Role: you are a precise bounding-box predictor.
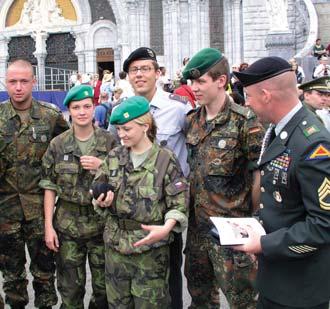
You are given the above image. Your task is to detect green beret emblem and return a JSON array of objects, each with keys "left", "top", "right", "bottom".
[
  {"left": 124, "top": 112, "right": 130, "bottom": 119},
  {"left": 190, "top": 68, "right": 200, "bottom": 79},
  {"left": 84, "top": 91, "right": 89, "bottom": 96}
]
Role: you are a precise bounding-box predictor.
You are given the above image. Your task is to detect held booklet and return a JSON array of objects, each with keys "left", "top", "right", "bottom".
[{"left": 210, "top": 217, "right": 266, "bottom": 245}]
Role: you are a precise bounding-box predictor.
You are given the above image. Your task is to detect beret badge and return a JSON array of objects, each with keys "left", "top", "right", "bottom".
[
  {"left": 123, "top": 112, "right": 130, "bottom": 119},
  {"left": 190, "top": 68, "right": 201, "bottom": 79},
  {"left": 147, "top": 48, "right": 155, "bottom": 58}
]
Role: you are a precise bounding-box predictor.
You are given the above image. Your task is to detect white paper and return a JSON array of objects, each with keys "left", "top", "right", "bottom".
[{"left": 210, "top": 217, "right": 266, "bottom": 245}]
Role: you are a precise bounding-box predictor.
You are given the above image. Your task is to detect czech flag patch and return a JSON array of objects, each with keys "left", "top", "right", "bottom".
[{"left": 306, "top": 144, "right": 330, "bottom": 161}]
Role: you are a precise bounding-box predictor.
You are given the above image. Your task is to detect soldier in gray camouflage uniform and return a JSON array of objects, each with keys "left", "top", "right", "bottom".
[
  {"left": 39, "top": 85, "right": 117, "bottom": 308},
  {"left": 183, "top": 49, "right": 265, "bottom": 308},
  {"left": 93, "top": 96, "right": 189, "bottom": 309},
  {"left": 0, "top": 59, "right": 68, "bottom": 308}
]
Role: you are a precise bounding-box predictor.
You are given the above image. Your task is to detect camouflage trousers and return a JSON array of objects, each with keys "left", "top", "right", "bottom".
[
  {"left": 184, "top": 225, "right": 258, "bottom": 309},
  {"left": 0, "top": 217, "right": 57, "bottom": 308},
  {"left": 105, "top": 245, "right": 171, "bottom": 309},
  {"left": 56, "top": 232, "right": 107, "bottom": 309}
]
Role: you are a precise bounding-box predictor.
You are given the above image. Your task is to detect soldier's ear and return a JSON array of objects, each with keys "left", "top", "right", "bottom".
[{"left": 261, "top": 88, "right": 272, "bottom": 104}]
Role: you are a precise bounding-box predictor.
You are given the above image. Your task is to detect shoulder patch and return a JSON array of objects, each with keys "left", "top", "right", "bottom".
[
  {"left": 303, "top": 125, "right": 320, "bottom": 137},
  {"left": 306, "top": 144, "right": 330, "bottom": 161},
  {"left": 168, "top": 93, "right": 188, "bottom": 104}
]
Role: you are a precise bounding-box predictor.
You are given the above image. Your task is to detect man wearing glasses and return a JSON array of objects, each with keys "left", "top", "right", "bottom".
[{"left": 123, "top": 47, "right": 191, "bottom": 309}]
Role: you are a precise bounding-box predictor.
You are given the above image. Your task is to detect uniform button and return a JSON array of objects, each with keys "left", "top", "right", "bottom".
[
  {"left": 261, "top": 187, "right": 265, "bottom": 192},
  {"left": 261, "top": 170, "right": 265, "bottom": 176},
  {"left": 260, "top": 220, "right": 263, "bottom": 225},
  {"left": 259, "top": 203, "right": 264, "bottom": 209}
]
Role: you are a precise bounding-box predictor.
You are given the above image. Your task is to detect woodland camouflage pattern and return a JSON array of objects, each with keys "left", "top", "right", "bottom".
[
  {"left": 185, "top": 95, "right": 264, "bottom": 309},
  {"left": 40, "top": 126, "right": 117, "bottom": 309},
  {"left": 0, "top": 99, "right": 68, "bottom": 307},
  {"left": 93, "top": 143, "right": 188, "bottom": 307}
]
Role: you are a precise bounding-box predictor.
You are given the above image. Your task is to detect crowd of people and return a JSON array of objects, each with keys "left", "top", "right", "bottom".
[{"left": 0, "top": 44, "right": 329, "bottom": 309}]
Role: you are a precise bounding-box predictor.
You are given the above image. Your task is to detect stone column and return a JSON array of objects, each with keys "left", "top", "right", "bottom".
[
  {"left": 73, "top": 32, "right": 87, "bottom": 73},
  {"left": 188, "top": 0, "right": 201, "bottom": 55},
  {"left": 76, "top": 52, "right": 86, "bottom": 74},
  {"left": 114, "top": 46, "right": 122, "bottom": 78},
  {"left": 127, "top": 0, "right": 140, "bottom": 50},
  {"left": 32, "top": 31, "right": 49, "bottom": 91},
  {"left": 85, "top": 50, "right": 97, "bottom": 73},
  {"left": 223, "top": 0, "right": 243, "bottom": 65},
  {"left": 163, "top": 0, "right": 180, "bottom": 78},
  {"left": 0, "top": 35, "right": 9, "bottom": 90}
]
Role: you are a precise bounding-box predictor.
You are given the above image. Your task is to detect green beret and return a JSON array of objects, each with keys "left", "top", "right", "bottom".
[
  {"left": 63, "top": 85, "right": 94, "bottom": 107},
  {"left": 110, "top": 96, "right": 150, "bottom": 125},
  {"left": 298, "top": 76, "right": 330, "bottom": 93},
  {"left": 182, "top": 48, "right": 223, "bottom": 80}
]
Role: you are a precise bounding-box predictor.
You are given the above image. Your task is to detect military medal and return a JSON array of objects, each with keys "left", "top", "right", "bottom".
[
  {"left": 218, "top": 139, "right": 226, "bottom": 149},
  {"left": 280, "top": 131, "right": 288, "bottom": 140},
  {"left": 270, "top": 151, "right": 291, "bottom": 171},
  {"left": 273, "top": 191, "right": 282, "bottom": 203}
]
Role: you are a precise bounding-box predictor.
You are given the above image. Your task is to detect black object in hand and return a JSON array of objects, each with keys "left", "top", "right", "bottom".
[{"left": 91, "top": 183, "right": 115, "bottom": 201}]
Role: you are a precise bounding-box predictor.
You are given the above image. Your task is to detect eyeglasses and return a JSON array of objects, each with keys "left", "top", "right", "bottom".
[{"left": 128, "top": 66, "right": 153, "bottom": 75}]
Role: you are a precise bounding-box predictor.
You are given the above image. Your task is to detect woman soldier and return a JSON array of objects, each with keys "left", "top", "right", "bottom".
[
  {"left": 92, "top": 96, "right": 189, "bottom": 308},
  {"left": 39, "top": 85, "right": 117, "bottom": 308}
]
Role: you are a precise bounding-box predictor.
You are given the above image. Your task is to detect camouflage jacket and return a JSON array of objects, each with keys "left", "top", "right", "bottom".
[
  {"left": 186, "top": 95, "right": 264, "bottom": 227},
  {"left": 40, "top": 126, "right": 117, "bottom": 206},
  {"left": 93, "top": 143, "right": 189, "bottom": 255},
  {"left": 0, "top": 99, "right": 68, "bottom": 222}
]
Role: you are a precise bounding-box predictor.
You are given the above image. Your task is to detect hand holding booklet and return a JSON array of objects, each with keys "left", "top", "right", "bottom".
[{"left": 210, "top": 217, "right": 266, "bottom": 245}]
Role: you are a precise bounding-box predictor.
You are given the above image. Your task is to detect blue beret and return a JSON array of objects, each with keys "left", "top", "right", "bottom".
[
  {"left": 63, "top": 85, "right": 94, "bottom": 107},
  {"left": 110, "top": 96, "right": 150, "bottom": 125},
  {"left": 123, "top": 47, "right": 157, "bottom": 73},
  {"left": 182, "top": 48, "right": 223, "bottom": 80},
  {"left": 299, "top": 76, "right": 330, "bottom": 93},
  {"left": 233, "top": 56, "right": 292, "bottom": 87}
]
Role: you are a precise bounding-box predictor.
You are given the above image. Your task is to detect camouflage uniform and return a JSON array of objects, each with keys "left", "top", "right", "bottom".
[
  {"left": 0, "top": 99, "right": 68, "bottom": 308},
  {"left": 93, "top": 143, "right": 189, "bottom": 308},
  {"left": 184, "top": 95, "right": 264, "bottom": 309},
  {"left": 39, "top": 126, "right": 117, "bottom": 309}
]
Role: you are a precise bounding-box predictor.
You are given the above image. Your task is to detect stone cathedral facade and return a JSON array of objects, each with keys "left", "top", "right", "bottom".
[{"left": 0, "top": 0, "right": 325, "bottom": 87}]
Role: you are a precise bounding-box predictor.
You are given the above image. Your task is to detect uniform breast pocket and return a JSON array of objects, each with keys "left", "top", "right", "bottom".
[
  {"left": 135, "top": 186, "right": 162, "bottom": 219},
  {"left": 55, "top": 162, "right": 79, "bottom": 187},
  {"left": 28, "top": 127, "right": 51, "bottom": 158},
  {"left": 207, "top": 137, "right": 238, "bottom": 176}
]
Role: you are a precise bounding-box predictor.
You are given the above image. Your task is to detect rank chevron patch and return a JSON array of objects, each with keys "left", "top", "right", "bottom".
[
  {"left": 306, "top": 144, "right": 330, "bottom": 161},
  {"left": 318, "top": 178, "right": 330, "bottom": 210}
]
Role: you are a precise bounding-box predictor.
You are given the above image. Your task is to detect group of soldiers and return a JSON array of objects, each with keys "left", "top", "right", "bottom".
[{"left": 0, "top": 45, "right": 329, "bottom": 309}]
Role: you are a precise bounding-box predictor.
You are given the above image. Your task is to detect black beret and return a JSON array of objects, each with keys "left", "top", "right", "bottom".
[
  {"left": 233, "top": 56, "right": 293, "bottom": 87},
  {"left": 123, "top": 47, "right": 157, "bottom": 73}
]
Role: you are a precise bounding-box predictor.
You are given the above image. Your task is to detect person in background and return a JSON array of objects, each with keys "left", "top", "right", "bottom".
[
  {"left": 0, "top": 59, "right": 68, "bottom": 308},
  {"left": 92, "top": 96, "right": 188, "bottom": 308},
  {"left": 183, "top": 48, "right": 264, "bottom": 309},
  {"left": 100, "top": 71, "right": 115, "bottom": 101},
  {"left": 234, "top": 56, "right": 330, "bottom": 309},
  {"left": 115, "top": 71, "right": 134, "bottom": 98},
  {"left": 94, "top": 92, "right": 112, "bottom": 129},
  {"left": 313, "top": 55, "right": 330, "bottom": 78},
  {"left": 289, "top": 58, "right": 305, "bottom": 84},
  {"left": 123, "top": 47, "right": 191, "bottom": 309},
  {"left": 174, "top": 78, "right": 196, "bottom": 108},
  {"left": 315, "top": 77, "right": 330, "bottom": 132},
  {"left": 313, "top": 38, "right": 327, "bottom": 59},
  {"left": 92, "top": 73, "right": 102, "bottom": 106},
  {"left": 40, "top": 85, "right": 117, "bottom": 308}
]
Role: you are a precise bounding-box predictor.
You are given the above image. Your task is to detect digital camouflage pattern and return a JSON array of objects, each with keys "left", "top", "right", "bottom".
[
  {"left": 185, "top": 95, "right": 264, "bottom": 308},
  {"left": 93, "top": 142, "right": 189, "bottom": 306},
  {"left": 105, "top": 245, "right": 170, "bottom": 309},
  {"left": 40, "top": 126, "right": 117, "bottom": 309},
  {"left": 0, "top": 99, "right": 68, "bottom": 307}
]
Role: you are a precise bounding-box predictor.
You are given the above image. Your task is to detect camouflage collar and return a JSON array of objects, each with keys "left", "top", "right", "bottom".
[
  {"left": 198, "top": 94, "right": 231, "bottom": 125},
  {"left": 61, "top": 126, "right": 107, "bottom": 154},
  {"left": 6, "top": 98, "right": 41, "bottom": 119},
  {"left": 118, "top": 143, "right": 159, "bottom": 172}
]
